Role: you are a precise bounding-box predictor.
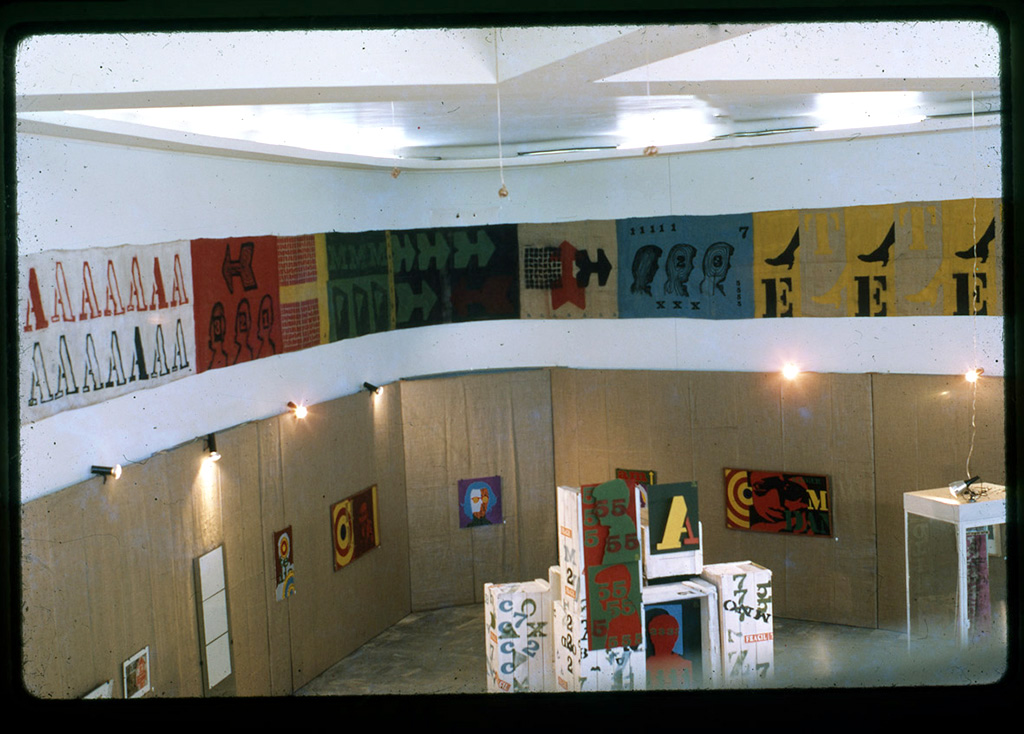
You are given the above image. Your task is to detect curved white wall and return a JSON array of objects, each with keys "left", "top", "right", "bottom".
[{"left": 16, "top": 125, "right": 1004, "bottom": 501}]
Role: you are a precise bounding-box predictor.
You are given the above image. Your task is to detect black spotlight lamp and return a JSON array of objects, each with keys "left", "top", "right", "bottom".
[
  {"left": 205, "top": 433, "right": 222, "bottom": 462},
  {"left": 91, "top": 464, "right": 122, "bottom": 482}
]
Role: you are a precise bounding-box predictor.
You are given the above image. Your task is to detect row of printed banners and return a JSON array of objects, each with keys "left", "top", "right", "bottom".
[{"left": 19, "top": 198, "right": 1002, "bottom": 423}]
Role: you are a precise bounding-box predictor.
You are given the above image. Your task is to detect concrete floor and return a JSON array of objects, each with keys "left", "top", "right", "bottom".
[{"left": 295, "top": 593, "right": 1009, "bottom": 696}]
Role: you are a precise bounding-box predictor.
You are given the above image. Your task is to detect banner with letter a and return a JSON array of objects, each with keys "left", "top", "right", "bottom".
[{"left": 19, "top": 241, "right": 196, "bottom": 424}]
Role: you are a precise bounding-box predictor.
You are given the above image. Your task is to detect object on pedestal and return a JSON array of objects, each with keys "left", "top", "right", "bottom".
[{"left": 903, "top": 483, "right": 1006, "bottom": 649}]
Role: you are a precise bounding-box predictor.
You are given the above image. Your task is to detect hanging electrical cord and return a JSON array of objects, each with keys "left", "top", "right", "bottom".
[
  {"left": 966, "top": 90, "right": 979, "bottom": 481},
  {"left": 643, "top": 26, "right": 658, "bottom": 157},
  {"left": 494, "top": 28, "right": 508, "bottom": 197},
  {"left": 390, "top": 100, "right": 401, "bottom": 179}
]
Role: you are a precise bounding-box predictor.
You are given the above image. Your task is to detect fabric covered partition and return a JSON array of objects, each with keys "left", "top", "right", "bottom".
[
  {"left": 550, "top": 368, "right": 1003, "bottom": 629},
  {"left": 21, "top": 386, "right": 410, "bottom": 698},
  {"left": 400, "top": 369, "right": 556, "bottom": 611},
  {"left": 276, "top": 383, "right": 410, "bottom": 688},
  {"left": 20, "top": 367, "right": 1005, "bottom": 696},
  {"left": 870, "top": 373, "right": 1005, "bottom": 632}
]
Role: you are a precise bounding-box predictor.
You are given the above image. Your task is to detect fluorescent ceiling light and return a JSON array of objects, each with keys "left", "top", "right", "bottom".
[
  {"left": 517, "top": 146, "right": 618, "bottom": 156},
  {"left": 79, "top": 105, "right": 414, "bottom": 158},
  {"left": 815, "top": 91, "right": 926, "bottom": 132},
  {"left": 615, "top": 106, "right": 718, "bottom": 149}
]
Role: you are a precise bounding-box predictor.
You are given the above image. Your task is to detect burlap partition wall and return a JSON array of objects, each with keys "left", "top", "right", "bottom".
[
  {"left": 18, "top": 367, "right": 1008, "bottom": 697},
  {"left": 277, "top": 383, "right": 410, "bottom": 690},
  {"left": 550, "top": 369, "right": 697, "bottom": 485},
  {"left": 871, "top": 374, "right": 1006, "bottom": 633},
  {"left": 206, "top": 422, "right": 273, "bottom": 696},
  {"left": 255, "top": 416, "right": 292, "bottom": 696},
  {"left": 550, "top": 368, "right": 877, "bottom": 627},
  {"left": 21, "top": 423, "right": 270, "bottom": 698},
  {"left": 21, "top": 385, "right": 409, "bottom": 698},
  {"left": 400, "top": 369, "right": 556, "bottom": 611},
  {"left": 772, "top": 372, "right": 876, "bottom": 626}
]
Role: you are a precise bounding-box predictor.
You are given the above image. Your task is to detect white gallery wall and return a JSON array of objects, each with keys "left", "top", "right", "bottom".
[{"left": 16, "top": 122, "right": 1004, "bottom": 501}]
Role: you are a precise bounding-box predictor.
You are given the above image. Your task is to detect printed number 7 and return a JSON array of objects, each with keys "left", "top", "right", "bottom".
[{"left": 739, "top": 226, "right": 749, "bottom": 239}]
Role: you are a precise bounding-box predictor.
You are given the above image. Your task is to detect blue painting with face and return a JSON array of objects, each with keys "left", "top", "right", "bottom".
[
  {"left": 617, "top": 214, "right": 755, "bottom": 319},
  {"left": 458, "top": 475, "right": 503, "bottom": 528}
]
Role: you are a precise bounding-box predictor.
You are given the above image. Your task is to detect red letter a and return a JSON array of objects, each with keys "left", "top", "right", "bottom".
[{"left": 23, "top": 267, "right": 49, "bottom": 332}]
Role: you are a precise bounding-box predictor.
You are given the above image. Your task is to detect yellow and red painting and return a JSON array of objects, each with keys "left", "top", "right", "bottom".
[
  {"left": 725, "top": 469, "right": 831, "bottom": 537},
  {"left": 331, "top": 485, "right": 380, "bottom": 570}
]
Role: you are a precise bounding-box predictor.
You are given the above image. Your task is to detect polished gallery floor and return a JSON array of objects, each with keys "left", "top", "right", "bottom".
[{"left": 296, "top": 569, "right": 1010, "bottom": 696}]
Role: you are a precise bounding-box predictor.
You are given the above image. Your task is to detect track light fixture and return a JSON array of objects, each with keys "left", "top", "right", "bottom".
[
  {"left": 205, "top": 433, "right": 221, "bottom": 462},
  {"left": 287, "top": 401, "right": 309, "bottom": 419},
  {"left": 363, "top": 382, "right": 382, "bottom": 395},
  {"left": 91, "top": 464, "right": 122, "bottom": 482}
]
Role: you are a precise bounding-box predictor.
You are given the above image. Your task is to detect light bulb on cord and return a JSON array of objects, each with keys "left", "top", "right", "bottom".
[
  {"left": 782, "top": 363, "right": 800, "bottom": 380},
  {"left": 965, "top": 367, "right": 984, "bottom": 383}
]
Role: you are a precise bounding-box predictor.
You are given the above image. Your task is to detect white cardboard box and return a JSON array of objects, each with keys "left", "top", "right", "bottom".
[
  {"left": 641, "top": 577, "right": 721, "bottom": 689},
  {"left": 485, "top": 570, "right": 557, "bottom": 693},
  {"left": 639, "top": 481, "right": 704, "bottom": 580},
  {"left": 552, "top": 573, "right": 646, "bottom": 692},
  {"left": 641, "top": 514, "right": 704, "bottom": 579},
  {"left": 700, "top": 561, "right": 774, "bottom": 686},
  {"left": 554, "top": 484, "right": 646, "bottom": 692}
]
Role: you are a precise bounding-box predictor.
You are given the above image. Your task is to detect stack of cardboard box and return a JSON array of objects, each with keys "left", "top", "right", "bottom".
[{"left": 485, "top": 478, "right": 773, "bottom": 692}]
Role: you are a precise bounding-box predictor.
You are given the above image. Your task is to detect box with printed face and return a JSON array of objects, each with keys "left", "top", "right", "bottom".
[
  {"left": 554, "top": 482, "right": 646, "bottom": 691},
  {"left": 641, "top": 577, "right": 721, "bottom": 689}
]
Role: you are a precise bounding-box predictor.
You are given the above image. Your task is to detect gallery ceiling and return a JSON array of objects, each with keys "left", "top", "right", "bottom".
[{"left": 14, "top": 21, "right": 1001, "bottom": 170}]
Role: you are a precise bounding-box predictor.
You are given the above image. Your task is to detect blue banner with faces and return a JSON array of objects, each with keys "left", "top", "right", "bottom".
[{"left": 616, "top": 214, "right": 755, "bottom": 319}]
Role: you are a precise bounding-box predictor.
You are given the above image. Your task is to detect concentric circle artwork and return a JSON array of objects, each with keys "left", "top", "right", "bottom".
[{"left": 725, "top": 469, "right": 753, "bottom": 529}]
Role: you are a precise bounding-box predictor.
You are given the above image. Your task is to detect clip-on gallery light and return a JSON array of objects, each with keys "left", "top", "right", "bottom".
[
  {"left": 205, "top": 433, "right": 222, "bottom": 462},
  {"left": 363, "top": 382, "right": 382, "bottom": 395},
  {"left": 287, "top": 401, "right": 309, "bottom": 419},
  {"left": 949, "top": 475, "right": 982, "bottom": 502},
  {"left": 91, "top": 464, "right": 122, "bottom": 482}
]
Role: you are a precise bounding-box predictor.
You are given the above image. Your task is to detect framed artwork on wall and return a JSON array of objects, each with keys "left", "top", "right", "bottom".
[
  {"left": 122, "top": 646, "right": 151, "bottom": 699},
  {"left": 724, "top": 469, "right": 832, "bottom": 537},
  {"left": 194, "top": 545, "right": 235, "bottom": 695},
  {"left": 457, "top": 476, "right": 503, "bottom": 528},
  {"left": 615, "top": 467, "right": 656, "bottom": 506},
  {"left": 274, "top": 526, "right": 296, "bottom": 600},
  {"left": 331, "top": 485, "right": 380, "bottom": 569}
]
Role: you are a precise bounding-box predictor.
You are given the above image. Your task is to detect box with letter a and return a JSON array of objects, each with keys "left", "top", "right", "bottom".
[
  {"left": 641, "top": 481, "right": 703, "bottom": 579},
  {"left": 700, "top": 561, "right": 774, "bottom": 686},
  {"left": 484, "top": 569, "right": 557, "bottom": 693}
]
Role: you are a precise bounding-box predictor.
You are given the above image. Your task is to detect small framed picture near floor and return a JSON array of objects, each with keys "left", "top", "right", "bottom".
[
  {"left": 194, "top": 545, "right": 236, "bottom": 696},
  {"left": 123, "top": 647, "right": 151, "bottom": 698}
]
